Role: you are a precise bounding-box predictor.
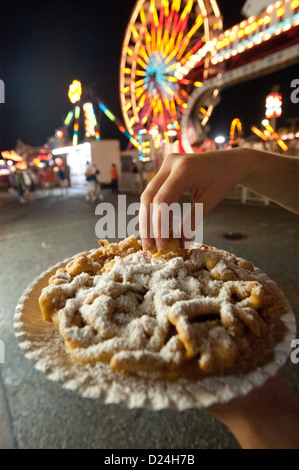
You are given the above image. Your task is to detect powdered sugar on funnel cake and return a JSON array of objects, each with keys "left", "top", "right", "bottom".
[{"left": 14, "top": 237, "right": 296, "bottom": 410}]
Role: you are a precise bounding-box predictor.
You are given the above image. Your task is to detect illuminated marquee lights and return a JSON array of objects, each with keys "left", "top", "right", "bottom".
[
  {"left": 265, "top": 92, "right": 282, "bottom": 119},
  {"left": 180, "top": 0, "right": 299, "bottom": 73},
  {"left": 211, "top": 1, "right": 299, "bottom": 65},
  {"left": 1, "top": 150, "right": 24, "bottom": 162}
]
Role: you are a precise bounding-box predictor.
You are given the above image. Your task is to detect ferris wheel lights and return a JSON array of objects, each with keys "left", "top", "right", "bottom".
[
  {"left": 291, "top": 0, "right": 299, "bottom": 8},
  {"left": 130, "top": 24, "right": 139, "bottom": 41},
  {"left": 126, "top": 47, "right": 134, "bottom": 57},
  {"left": 121, "top": 0, "right": 223, "bottom": 140},
  {"left": 277, "top": 6, "right": 285, "bottom": 17},
  {"left": 167, "top": 76, "right": 178, "bottom": 83},
  {"left": 135, "top": 79, "right": 145, "bottom": 88}
]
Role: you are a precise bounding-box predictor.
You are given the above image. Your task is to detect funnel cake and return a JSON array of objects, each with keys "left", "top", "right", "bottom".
[{"left": 38, "top": 237, "right": 288, "bottom": 381}]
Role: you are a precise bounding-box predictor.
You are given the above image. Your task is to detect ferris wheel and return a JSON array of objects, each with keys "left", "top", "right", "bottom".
[{"left": 119, "top": 0, "right": 223, "bottom": 149}]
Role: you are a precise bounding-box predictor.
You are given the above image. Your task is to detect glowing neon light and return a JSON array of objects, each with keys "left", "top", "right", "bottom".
[
  {"left": 251, "top": 126, "right": 268, "bottom": 141},
  {"left": 75, "top": 106, "right": 81, "bottom": 119},
  {"left": 265, "top": 92, "right": 282, "bottom": 119},
  {"left": 98, "top": 101, "right": 140, "bottom": 150},
  {"left": 68, "top": 80, "right": 82, "bottom": 104},
  {"left": 99, "top": 103, "right": 116, "bottom": 122},
  {"left": 73, "top": 134, "right": 78, "bottom": 146},
  {"left": 195, "top": 2, "right": 299, "bottom": 69},
  {"left": 1, "top": 150, "right": 24, "bottom": 162},
  {"left": 83, "top": 102, "right": 97, "bottom": 138},
  {"left": 262, "top": 121, "right": 288, "bottom": 151},
  {"left": 64, "top": 111, "right": 74, "bottom": 126},
  {"left": 230, "top": 118, "right": 243, "bottom": 141}
]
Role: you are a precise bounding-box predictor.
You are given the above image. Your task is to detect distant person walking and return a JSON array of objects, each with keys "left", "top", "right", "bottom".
[
  {"left": 44, "top": 165, "right": 55, "bottom": 195},
  {"left": 57, "top": 166, "right": 69, "bottom": 195},
  {"left": 14, "top": 168, "right": 26, "bottom": 203},
  {"left": 85, "top": 162, "right": 103, "bottom": 201},
  {"left": 110, "top": 163, "right": 118, "bottom": 193}
]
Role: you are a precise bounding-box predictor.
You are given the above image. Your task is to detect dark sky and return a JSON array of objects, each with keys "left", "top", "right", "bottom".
[{"left": 0, "top": 0, "right": 297, "bottom": 153}]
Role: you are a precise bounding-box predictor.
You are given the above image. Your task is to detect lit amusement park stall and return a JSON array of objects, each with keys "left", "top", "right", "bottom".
[{"left": 118, "top": 0, "right": 299, "bottom": 157}]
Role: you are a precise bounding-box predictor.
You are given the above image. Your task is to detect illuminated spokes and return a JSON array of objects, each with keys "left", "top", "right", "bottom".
[
  {"left": 180, "top": 85, "right": 221, "bottom": 151},
  {"left": 120, "top": 0, "right": 222, "bottom": 145}
]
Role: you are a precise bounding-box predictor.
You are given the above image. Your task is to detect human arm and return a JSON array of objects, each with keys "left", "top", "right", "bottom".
[
  {"left": 139, "top": 148, "right": 299, "bottom": 250},
  {"left": 207, "top": 371, "right": 299, "bottom": 449}
]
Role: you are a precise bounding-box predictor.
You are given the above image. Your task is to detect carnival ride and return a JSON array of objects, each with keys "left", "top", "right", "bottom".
[
  {"left": 62, "top": 79, "right": 140, "bottom": 151},
  {"left": 59, "top": 0, "right": 298, "bottom": 159},
  {"left": 120, "top": 0, "right": 223, "bottom": 150},
  {"left": 119, "top": 0, "right": 299, "bottom": 154}
]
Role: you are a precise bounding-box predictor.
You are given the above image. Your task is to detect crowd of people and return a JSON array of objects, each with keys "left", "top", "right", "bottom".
[{"left": 4, "top": 159, "right": 122, "bottom": 204}]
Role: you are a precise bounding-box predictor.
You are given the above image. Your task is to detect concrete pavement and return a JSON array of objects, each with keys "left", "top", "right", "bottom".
[{"left": 0, "top": 187, "right": 298, "bottom": 449}]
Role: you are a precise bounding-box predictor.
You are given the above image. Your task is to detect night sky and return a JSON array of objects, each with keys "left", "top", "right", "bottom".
[{"left": 0, "top": 0, "right": 298, "bottom": 153}]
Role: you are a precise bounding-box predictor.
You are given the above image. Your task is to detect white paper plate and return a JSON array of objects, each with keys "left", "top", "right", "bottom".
[{"left": 14, "top": 254, "right": 297, "bottom": 411}]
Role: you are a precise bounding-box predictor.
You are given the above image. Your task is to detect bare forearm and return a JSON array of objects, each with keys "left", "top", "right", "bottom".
[
  {"left": 139, "top": 148, "right": 299, "bottom": 249},
  {"left": 208, "top": 373, "right": 299, "bottom": 449}
]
